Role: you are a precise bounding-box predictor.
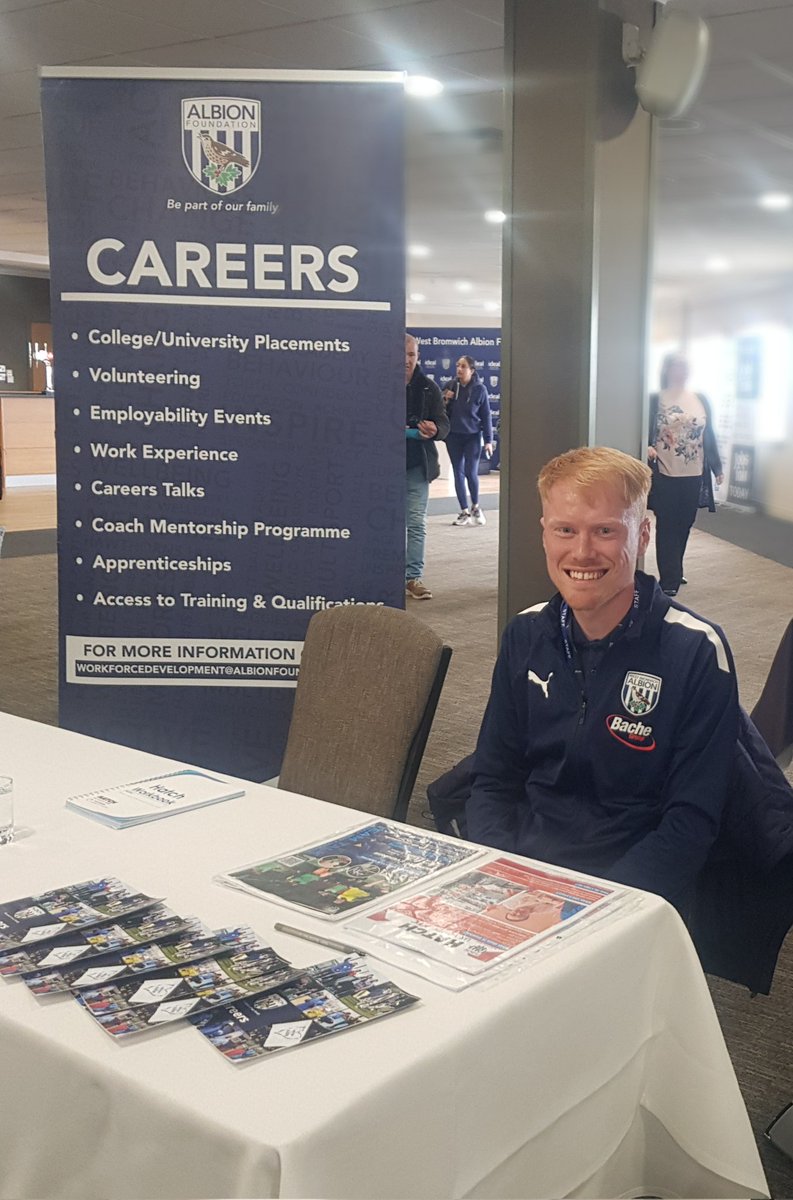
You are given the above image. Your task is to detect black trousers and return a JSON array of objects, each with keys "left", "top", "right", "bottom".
[{"left": 650, "top": 473, "right": 701, "bottom": 591}]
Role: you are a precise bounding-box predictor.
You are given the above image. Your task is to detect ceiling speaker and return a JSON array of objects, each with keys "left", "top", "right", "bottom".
[{"left": 634, "top": 11, "right": 710, "bottom": 119}]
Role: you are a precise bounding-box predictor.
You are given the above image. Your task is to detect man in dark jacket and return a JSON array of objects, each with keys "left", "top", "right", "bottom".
[
  {"left": 404, "top": 333, "right": 449, "bottom": 600},
  {"left": 468, "top": 445, "right": 739, "bottom": 909}
]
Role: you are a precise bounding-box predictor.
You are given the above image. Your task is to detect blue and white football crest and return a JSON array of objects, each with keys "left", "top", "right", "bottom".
[
  {"left": 182, "top": 97, "right": 261, "bottom": 194},
  {"left": 621, "top": 671, "right": 662, "bottom": 716}
]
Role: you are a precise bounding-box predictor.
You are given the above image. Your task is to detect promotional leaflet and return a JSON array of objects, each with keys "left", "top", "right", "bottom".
[
  {"left": 218, "top": 820, "right": 480, "bottom": 919},
  {"left": 65, "top": 769, "right": 245, "bottom": 828},
  {"left": 23, "top": 924, "right": 258, "bottom": 996},
  {"left": 347, "top": 857, "right": 623, "bottom": 986},
  {"left": 0, "top": 878, "right": 160, "bottom": 952},
  {"left": 0, "top": 904, "right": 187, "bottom": 976},
  {"left": 190, "top": 954, "right": 418, "bottom": 1063},
  {"left": 75, "top": 944, "right": 296, "bottom": 1036}
]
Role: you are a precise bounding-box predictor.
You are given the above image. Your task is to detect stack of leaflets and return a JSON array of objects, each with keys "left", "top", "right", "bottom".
[
  {"left": 74, "top": 943, "right": 297, "bottom": 1037},
  {"left": 0, "top": 876, "right": 422, "bottom": 1055},
  {"left": 217, "top": 819, "right": 481, "bottom": 919},
  {"left": 0, "top": 878, "right": 160, "bottom": 952},
  {"left": 65, "top": 769, "right": 245, "bottom": 829},
  {"left": 21, "top": 924, "right": 257, "bottom": 996},
  {"left": 0, "top": 904, "right": 189, "bottom": 976},
  {"left": 346, "top": 857, "right": 623, "bottom": 989},
  {"left": 190, "top": 954, "right": 419, "bottom": 1063}
]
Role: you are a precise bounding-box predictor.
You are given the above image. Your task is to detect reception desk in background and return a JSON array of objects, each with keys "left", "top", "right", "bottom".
[{"left": 0, "top": 392, "right": 55, "bottom": 495}]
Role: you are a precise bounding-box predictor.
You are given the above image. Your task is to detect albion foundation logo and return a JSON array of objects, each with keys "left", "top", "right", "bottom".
[
  {"left": 182, "top": 97, "right": 261, "bottom": 193},
  {"left": 620, "top": 670, "right": 661, "bottom": 716}
]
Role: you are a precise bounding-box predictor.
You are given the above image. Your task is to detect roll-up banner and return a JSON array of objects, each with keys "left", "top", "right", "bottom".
[
  {"left": 411, "top": 327, "right": 501, "bottom": 466},
  {"left": 41, "top": 69, "right": 405, "bottom": 781}
]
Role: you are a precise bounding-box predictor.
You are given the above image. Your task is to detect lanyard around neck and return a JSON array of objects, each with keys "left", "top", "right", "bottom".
[{"left": 559, "top": 587, "right": 640, "bottom": 668}]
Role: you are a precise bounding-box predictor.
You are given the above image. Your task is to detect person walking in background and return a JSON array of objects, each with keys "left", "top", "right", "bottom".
[
  {"left": 648, "top": 352, "right": 723, "bottom": 597},
  {"left": 442, "top": 356, "right": 493, "bottom": 527},
  {"left": 405, "top": 333, "right": 449, "bottom": 601}
]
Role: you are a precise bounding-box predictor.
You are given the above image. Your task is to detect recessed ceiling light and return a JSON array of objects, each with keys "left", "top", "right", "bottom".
[
  {"left": 409, "top": 292, "right": 426, "bottom": 303},
  {"left": 758, "top": 192, "right": 792, "bottom": 211},
  {"left": 408, "top": 243, "right": 431, "bottom": 258},
  {"left": 455, "top": 280, "right": 473, "bottom": 293},
  {"left": 484, "top": 209, "right": 507, "bottom": 224},
  {"left": 404, "top": 75, "right": 443, "bottom": 98},
  {"left": 705, "top": 256, "right": 730, "bottom": 273},
  {"left": 484, "top": 300, "right": 500, "bottom": 312}
]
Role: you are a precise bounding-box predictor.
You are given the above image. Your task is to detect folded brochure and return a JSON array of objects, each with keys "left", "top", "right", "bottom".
[
  {"left": 75, "top": 943, "right": 297, "bottom": 1036},
  {"left": 0, "top": 904, "right": 187, "bottom": 975},
  {"left": 22, "top": 924, "right": 258, "bottom": 995},
  {"left": 190, "top": 954, "right": 419, "bottom": 1062},
  {"left": 0, "top": 878, "right": 161, "bottom": 953}
]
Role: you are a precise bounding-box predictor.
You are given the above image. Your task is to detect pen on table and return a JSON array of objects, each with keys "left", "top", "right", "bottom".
[{"left": 274, "top": 922, "right": 362, "bottom": 956}]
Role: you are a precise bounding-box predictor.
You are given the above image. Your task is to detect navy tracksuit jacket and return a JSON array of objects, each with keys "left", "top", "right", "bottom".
[{"left": 468, "top": 572, "right": 738, "bottom": 905}]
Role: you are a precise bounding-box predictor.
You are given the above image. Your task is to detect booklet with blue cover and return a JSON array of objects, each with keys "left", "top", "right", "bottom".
[{"left": 65, "top": 770, "right": 245, "bottom": 828}]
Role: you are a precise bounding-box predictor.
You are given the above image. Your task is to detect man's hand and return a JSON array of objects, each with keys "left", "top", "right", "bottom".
[
  {"left": 647, "top": 446, "right": 658, "bottom": 460},
  {"left": 716, "top": 473, "right": 724, "bottom": 485},
  {"left": 418, "top": 420, "right": 437, "bottom": 439},
  {"left": 484, "top": 442, "right": 494, "bottom": 456}
]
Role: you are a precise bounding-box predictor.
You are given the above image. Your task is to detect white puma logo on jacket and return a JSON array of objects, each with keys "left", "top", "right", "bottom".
[{"left": 528, "top": 670, "right": 553, "bottom": 699}]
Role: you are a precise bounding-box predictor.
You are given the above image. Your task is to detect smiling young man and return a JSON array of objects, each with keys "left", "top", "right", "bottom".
[{"left": 467, "top": 446, "right": 739, "bottom": 907}]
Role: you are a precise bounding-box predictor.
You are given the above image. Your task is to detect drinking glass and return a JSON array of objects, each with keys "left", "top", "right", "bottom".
[{"left": 0, "top": 776, "right": 13, "bottom": 845}]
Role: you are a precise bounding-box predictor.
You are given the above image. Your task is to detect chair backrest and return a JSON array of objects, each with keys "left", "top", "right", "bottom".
[
  {"left": 278, "top": 605, "right": 451, "bottom": 820},
  {"left": 751, "top": 618, "right": 793, "bottom": 770}
]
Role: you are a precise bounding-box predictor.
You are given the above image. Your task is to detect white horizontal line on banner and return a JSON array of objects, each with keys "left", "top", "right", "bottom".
[
  {"left": 40, "top": 67, "right": 405, "bottom": 84},
  {"left": 60, "top": 292, "right": 391, "bottom": 311}
]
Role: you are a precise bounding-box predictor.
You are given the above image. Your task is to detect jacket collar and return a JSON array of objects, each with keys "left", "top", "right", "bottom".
[{"left": 535, "top": 570, "right": 670, "bottom": 645}]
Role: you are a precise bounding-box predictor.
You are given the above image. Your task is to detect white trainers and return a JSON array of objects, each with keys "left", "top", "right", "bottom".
[
  {"left": 470, "top": 505, "right": 486, "bottom": 526},
  {"left": 453, "top": 510, "right": 472, "bottom": 526}
]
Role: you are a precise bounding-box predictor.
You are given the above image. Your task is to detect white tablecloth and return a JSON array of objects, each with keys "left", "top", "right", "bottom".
[{"left": 0, "top": 713, "right": 768, "bottom": 1199}]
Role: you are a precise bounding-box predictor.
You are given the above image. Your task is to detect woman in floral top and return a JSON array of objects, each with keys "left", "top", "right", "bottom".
[{"left": 647, "top": 353, "right": 723, "bottom": 596}]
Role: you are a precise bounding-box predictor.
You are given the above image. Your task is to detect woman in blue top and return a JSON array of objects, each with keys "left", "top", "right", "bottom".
[{"left": 442, "top": 356, "right": 494, "bottom": 526}]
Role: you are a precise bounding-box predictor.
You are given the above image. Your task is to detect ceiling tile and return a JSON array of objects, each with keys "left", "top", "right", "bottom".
[
  {"left": 79, "top": 0, "right": 302, "bottom": 39},
  {"left": 0, "top": 0, "right": 57, "bottom": 11},
  {"left": 0, "top": 1, "right": 207, "bottom": 69},
  {"left": 329, "top": 0, "right": 501, "bottom": 60},
  {"left": 70, "top": 40, "right": 262, "bottom": 69},
  {"left": 273, "top": 0, "right": 418, "bottom": 16},
  {"left": 0, "top": 69, "right": 42, "bottom": 118},
  {"left": 215, "top": 23, "right": 386, "bottom": 70},
  {"left": 451, "top": 0, "right": 502, "bottom": 23},
  {"left": 698, "top": 60, "right": 793, "bottom": 104},
  {"left": 0, "top": 112, "right": 41, "bottom": 150},
  {"left": 0, "top": 169, "right": 43, "bottom": 193},
  {"left": 1, "top": 146, "right": 44, "bottom": 175}
]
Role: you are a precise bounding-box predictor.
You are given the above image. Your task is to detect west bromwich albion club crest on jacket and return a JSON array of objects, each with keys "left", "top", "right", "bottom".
[{"left": 621, "top": 671, "right": 662, "bottom": 716}]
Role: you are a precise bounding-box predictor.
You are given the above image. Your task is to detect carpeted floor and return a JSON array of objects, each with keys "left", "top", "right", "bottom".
[{"left": 2, "top": 513, "right": 793, "bottom": 1196}]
